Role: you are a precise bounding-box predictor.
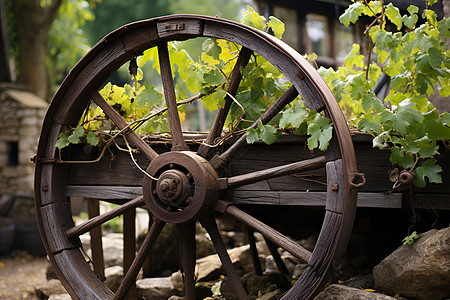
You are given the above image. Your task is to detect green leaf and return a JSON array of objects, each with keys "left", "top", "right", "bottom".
[
  {"left": 339, "top": 2, "right": 364, "bottom": 27},
  {"left": 344, "top": 44, "right": 365, "bottom": 69},
  {"left": 202, "top": 39, "right": 222, "bottom": 60},
  {"left": 374, "top": 30, "right": 395, "bottom": 49},
  {"left": 386, "top": 3, "right": 403, "bottom": 30},
  {"left": 402, "top": 5, "right": 419, "bottom": 29},
  {"left": 136, "top": 85, "right": 162, "bottom": 108},
  {"left": 279, "top": 106, "right": 308, "bottom": 129},
  {"left": 241, "top": 6, "right": 266, "bottom": 31},
  {"left": 307, "top": 115, "right": 333, "bottom": 151},
  {"left": 416, "top": 137, "right": 439, "bottom": 158},
  {"left": 86, "top": 131, "right": 99, "bottom": 147},
  {"left": 203, "top": 68, "right": 226, "bottom": 86},
  {"left": 358, "top": 117, "right": 382, "bottom": 134},
  {"left": 403, "top": 231, "right": 419, "bottom": 245},
  {"left": 268, "top": 16, "right": 285, "bottom": 39},
  {"left": 390, "top": 147, "right": 415, "bottom": 169},
  {"left": 373, "top": 131, "right": 391, "bottom": 149},
  {"left": 68, "top": 125, "right": 85, "bottom": 144},
  {"left": 202, "top": 89, "right": 226, "bottom": 112},
  {"left": 344, "top": 72, "right": 368, "bottom": 99},
  {"left": 414, "top": 158, "right": 442, "bottom": 187},
  {"left": 246, "top": 127, "right": 260, "bottom": 144},
  {"left": 55, "top": 132, "right": 70, "bottom": 149},
  {"left": 260, "top": 124, "right": 280, "bottom": 145}
]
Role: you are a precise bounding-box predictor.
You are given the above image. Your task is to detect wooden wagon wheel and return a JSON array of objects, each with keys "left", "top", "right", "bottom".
[{"left": 34, "top": 15, "right": 365, "bottom": 299}]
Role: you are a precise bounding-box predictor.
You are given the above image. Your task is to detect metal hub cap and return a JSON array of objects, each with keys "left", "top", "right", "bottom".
[
  {"left": 143, "top": 151, "right": 218, "bottom": 224},
  {"left": 156, "top": 169, "right": 190, "bottom": 208}
]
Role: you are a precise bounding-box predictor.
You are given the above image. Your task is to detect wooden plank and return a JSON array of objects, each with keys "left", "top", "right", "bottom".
[
  {"left": 67, "top": 186, "right": 143, "bottom": 199},
  {"left": 325, "top": 159, "right": 345, "bottom": 213},
  {"left": 123, "top": 209, "right": 136, "bottom": 299},
  {"left": 87, "top": 199, "right": 105, "bottom": 280},
  {"left": 232, "top": 191, "right": 402, "bottom": 208},
  {"left": 40, "top": 202, "right": 81, "bottom": 253}
]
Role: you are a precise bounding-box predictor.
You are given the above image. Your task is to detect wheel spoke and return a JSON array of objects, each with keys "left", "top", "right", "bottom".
[
  {"left": 66, "top": 196, "right": 145, "bottom": 239},
  {"left": 200, "top": 216, "right": 247, "bottom": 300},
  {"left": 158, "top": 42, "right": 189, "bottom": 151},
  {"left": 197, "top": 47, "right": 253, "bottom": 158},
  {"left": 210, "top": 85, "right": 299, "bottom": 169},
  {"left": 246, "top": 227, "right": 263, "bottom": 276},
  {"left": 177, "top": 222, "right": 196, "bottom": 300},
  {"left": 217, "top": 156, "right": 326, "bottom": 190},
  {"left": 113, "top": 219, "right": 165, "bottom": 300},
  {"left": 264, "top": 237, "right": 290, "bottom": 275},
  {"left": 216, "top": 200, "right": 311, "bottom": 263},
  {"left": 91, "top": 91, "right": 158, "bottom": 160}
]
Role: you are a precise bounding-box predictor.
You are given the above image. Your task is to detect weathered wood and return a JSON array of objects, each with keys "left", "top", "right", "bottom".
[
  {"left": 87, "top": 199, "right": 105, "bottom": 280},
  {"left": 325, "top": 159, "right": 345, "bottom": 213},
  {"left": 220, "top": 201, "right": 312, "bottom": 263},
  {"left": 40, "top": 202, "right": 81, "bottom": 253},
  {"left": 201, "top": 216, "right": 248, "bottom": 300},
  {"left": 53, "top": 249, "right": 114, "bottom": 300},
  {"left": 224, "top": 156, "right": 326, "bottom": 189},
  {"left": 67, "top": 186, "right": 143, "bottom": 199},
  {"left": 123, "top": 208, "right": 136, "bottom": 299},
  {"left": 158, "top": 42, "right": 189, "bottom": 151},
  {"left": 232, "top": 191, "right": 402, "bottom": 208},
  {"left": 197, "top": 47, "right": 253, "bottom": 158},
  {"left": 308, "top": 210, "right": 342, "bottom": 275},
  {"left": 157, "top": 19, "right": 204, "bottom": 39},
  {"left": 113, "top": 220, "right": 165, "bottom": 300},
  {"left": 66, "top": 196, "right": 144, "bottom": 239}
]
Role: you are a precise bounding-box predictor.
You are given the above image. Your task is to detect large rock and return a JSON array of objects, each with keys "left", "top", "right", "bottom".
[
  {"left": 373, "top": 227, "right": 450, "bottom": 300},
  {"left": 313, "top": 284, "right": 397, "bottom": 299},
  {"left": 136, "top": 277, "right": 177, "bottom": 300}
]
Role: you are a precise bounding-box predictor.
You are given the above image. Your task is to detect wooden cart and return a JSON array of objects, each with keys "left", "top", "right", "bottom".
[{"left": 34, "top": 15, "right": 369, "bottom": 299}]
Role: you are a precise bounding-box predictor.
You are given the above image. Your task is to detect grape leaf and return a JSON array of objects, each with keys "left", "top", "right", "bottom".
[
  {"left": 246, "top": 127, "right": 260, "bottom": 144},
  {"left": 86, "top": 131, "right": 99, "bottom": 147},
  {"left": 344, "top": 44, "right": 365, "bottom": 68},
  {"left": 260, "top": 124, "right": 280, "bottom": 145},
  {"left": 279, "top": 106, "right": 308, "bottom": 129},
  {"left": 307, "top": 115, "right": 333, "bottom": 151},
  {"left": 402, "top": 5, "right": 419, "bottom": 29},
  {"left": 339, "top": 2, "right": 364, "bottom": 27},
  {"left": 386, "top": 3, "right": 402, "bottom": 30},
  {"left": 414, "top": 158, "right": 442, "bottom": 187},
  {"left": 68, "top": 125, "right": 85, "bottom": 144},
  {"left": 268, "top": 16, "right": 285, "bottom": 39},
  {"left": 55, "top": 132, "right": 70, "bottom": 149},
  {"left": 136, "top": 85, "right": 162, "bottom": 108}
]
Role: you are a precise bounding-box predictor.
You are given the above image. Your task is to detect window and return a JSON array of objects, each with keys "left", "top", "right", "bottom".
[
  {"left": 305, "top": 14, "right": 330, "bottom": 57},
  {"left": 273, "top": 6, "right": 298, "bottom": 48}
]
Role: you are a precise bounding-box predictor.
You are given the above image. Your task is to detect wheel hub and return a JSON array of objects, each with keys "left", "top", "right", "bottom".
[
  {"left": 156, "top": 169, "right": 190, "bottom": 208},
  {"left": 142, "top": 151, "right": 218, "bottom": 223}
]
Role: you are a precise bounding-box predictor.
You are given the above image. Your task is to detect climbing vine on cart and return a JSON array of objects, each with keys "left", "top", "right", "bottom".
[{"left": 56, "top": 1, "right": 450, "bottom": 188}]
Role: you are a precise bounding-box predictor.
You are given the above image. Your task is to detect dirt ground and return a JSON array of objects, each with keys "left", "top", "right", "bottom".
[{"left": 0, "top": 251, "right": 48, "bottom": 300}]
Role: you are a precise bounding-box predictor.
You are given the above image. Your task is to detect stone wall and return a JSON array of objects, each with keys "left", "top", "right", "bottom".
[{"left": 0, "top": 95, "right": 46, "bottom": 212}]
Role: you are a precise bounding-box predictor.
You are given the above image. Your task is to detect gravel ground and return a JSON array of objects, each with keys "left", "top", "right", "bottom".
[{"left": 0, "top": 251, "right": 47, "bottom": 300}]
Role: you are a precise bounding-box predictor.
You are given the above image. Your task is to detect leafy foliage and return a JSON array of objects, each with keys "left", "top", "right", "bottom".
[
  {"left": 323, "top": 0, "right": 450, "bottom": 187},
  {"left": 56, "top": 7, "right": 332, "bottom": 154},
  {"left": 403, "top": 231, "right": 419, "bottom": 245}
]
